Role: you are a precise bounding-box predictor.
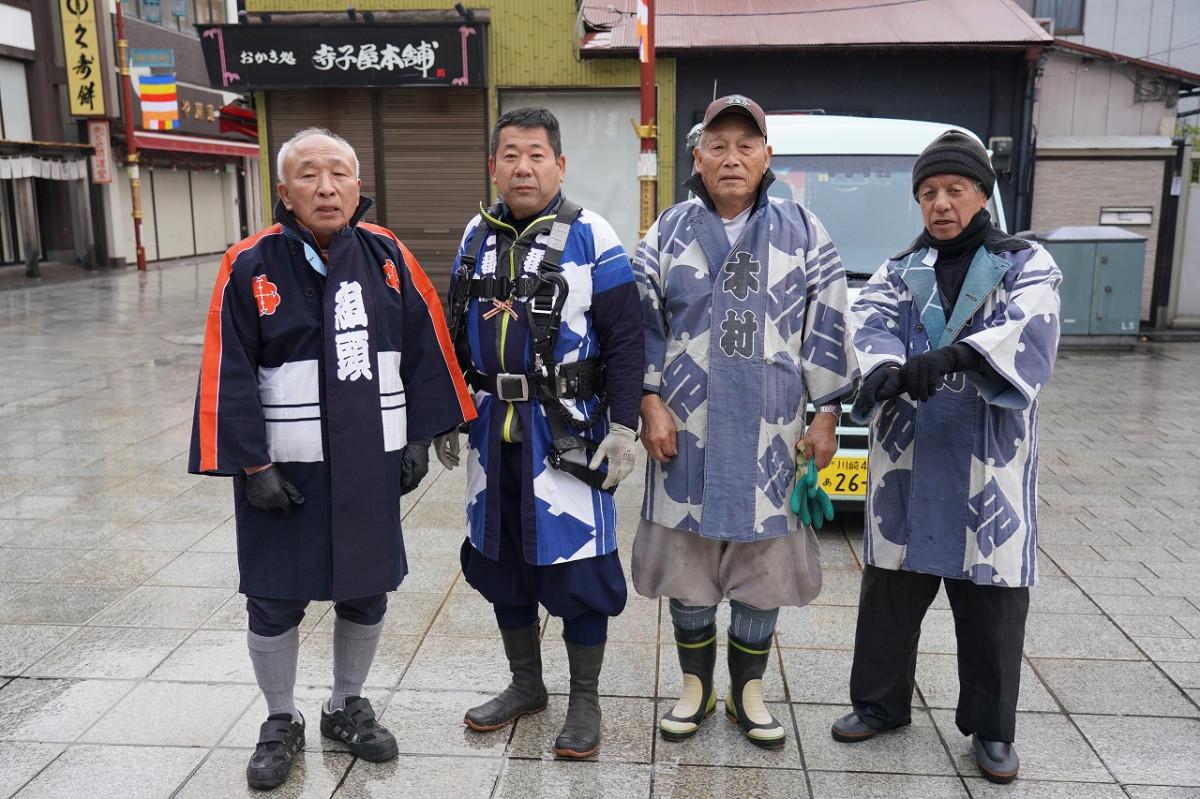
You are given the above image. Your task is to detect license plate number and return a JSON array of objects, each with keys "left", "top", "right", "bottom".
[{"left": 819, "top": 457, "right": 867, "bottom": 498}]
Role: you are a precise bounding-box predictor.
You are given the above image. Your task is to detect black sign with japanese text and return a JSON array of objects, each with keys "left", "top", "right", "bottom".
[{"left": 195, "top": 23, "right": 485, "bottom": 90}]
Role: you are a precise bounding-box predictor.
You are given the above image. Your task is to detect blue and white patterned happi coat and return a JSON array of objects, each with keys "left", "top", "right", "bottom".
[
  {"left": 455, "top": 206, "right": 636, "bottom": 565},
  {"left": 635, "top": 182, "right": 858, "bottom": 541},
  {"left": 848, "top": 238, "right": 1062, "bottom": 587}
]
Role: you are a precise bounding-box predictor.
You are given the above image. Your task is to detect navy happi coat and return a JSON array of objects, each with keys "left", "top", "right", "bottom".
[{"left": 189, "top": 199, "right": 476, "bottom": 600}]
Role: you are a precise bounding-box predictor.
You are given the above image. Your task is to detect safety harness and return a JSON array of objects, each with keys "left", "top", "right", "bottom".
[{"left": 448, "top": 197, "right": 613, "bottom": 492}]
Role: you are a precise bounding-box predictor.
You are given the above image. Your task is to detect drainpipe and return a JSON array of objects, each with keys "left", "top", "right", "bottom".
[{"left": 1014, "top": 45, "right": 1044, "bottom": 233}]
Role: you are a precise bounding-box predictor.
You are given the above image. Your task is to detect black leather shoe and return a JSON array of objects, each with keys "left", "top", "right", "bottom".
[
  {"left": 831, "top": 711, "right": 881, "bottom": 743},
  {"left": 974, "top": 735, "right": 1019, "bottom": 784}
]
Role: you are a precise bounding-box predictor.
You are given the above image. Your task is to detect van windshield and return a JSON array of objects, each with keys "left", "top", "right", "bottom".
[{"left": 766, "top": 154, "right": 998, "bottom": 275}]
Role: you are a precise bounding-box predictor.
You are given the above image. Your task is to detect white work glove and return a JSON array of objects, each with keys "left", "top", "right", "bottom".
[
  {"left": 588, "top": 423, "right": 638, "bottom": 490},
  {"left": 433, "top": 430, "right": 461, "bottom": 470}
]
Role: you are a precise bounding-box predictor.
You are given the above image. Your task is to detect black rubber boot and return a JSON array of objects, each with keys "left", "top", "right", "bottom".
[
  {"left": 659, "top": 622, "right": 717, "bottom": 741},
  {"left": 464, "top": 623, "right": 548, "bottom": 732},
  {"left": 725, "top": 631, "right": 786, "bottom": 750},
  {"left": 246, "top": 713, "right": 305, "bottom": 790},
  {"left": 553, "top": 640, "right": 605, "bottom": 759},
  {"left": 320, "top": 696, "right": 398, "bottom": 762}
]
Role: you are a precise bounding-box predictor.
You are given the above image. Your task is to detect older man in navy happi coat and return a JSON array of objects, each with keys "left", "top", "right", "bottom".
[{"left": 189, "top": 128, "right": 475, "bottom": 791}]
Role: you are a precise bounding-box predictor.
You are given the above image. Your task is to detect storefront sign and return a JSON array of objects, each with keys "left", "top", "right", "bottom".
[
  {"left": 59, "top": 0, "right": 107, "bottom": 116},
  {"left": 196, "top": 23, "right": 485, "bottom": 90},
  {"left": 87, "top": 119, "right": 113, "bottom": 184},
  {"left": 131, "top": 48, "right": 175, "bottom": 69}
]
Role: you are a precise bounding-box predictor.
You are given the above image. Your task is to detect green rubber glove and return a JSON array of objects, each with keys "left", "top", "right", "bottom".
[{"left": 804, "top": 457, "right": 836, "bottom": 529}]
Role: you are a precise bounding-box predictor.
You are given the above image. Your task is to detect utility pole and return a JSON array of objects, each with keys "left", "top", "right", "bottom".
[
  {"left": 632, "top": 0, "right": 657, "bottom": 238},
  {"left": 114, "top": 0, "right": 147, "bottom": 270}
]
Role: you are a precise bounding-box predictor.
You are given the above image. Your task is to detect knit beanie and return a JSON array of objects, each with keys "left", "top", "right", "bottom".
[{"left": 912, "top": 130, "right": 995, "bottom": 198}]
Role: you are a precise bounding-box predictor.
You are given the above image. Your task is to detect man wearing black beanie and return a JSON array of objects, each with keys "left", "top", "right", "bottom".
[{"left": 834, "top": 129, "right": 1063, "bottom": 786}]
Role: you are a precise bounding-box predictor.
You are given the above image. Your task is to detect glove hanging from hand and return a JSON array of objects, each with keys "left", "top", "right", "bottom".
[
  {"left": 789, "top": 457, "right": 834, "bottom": 530},
  {"left": 245, "top": 464, "right": 305, "bottom": 512},
  {"left": 588, "top": 423, "right": 638, "bottom": 490},
  {"left": 433, "top": 430, "right": 461, "bottom": 470},
  {"left": 400, "top": 441, "right": 431, "bottom": 496},
  {"left": 851, "top": 365, "right": 904, "bottom": 419}
]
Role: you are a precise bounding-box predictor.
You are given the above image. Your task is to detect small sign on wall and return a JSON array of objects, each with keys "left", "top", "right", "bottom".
[
  {"left": 1099, "top": 206, "right": 1153, "bottom": 226},
  {"left": 87, "top": 118, "right": 112, "bottom": 184}
]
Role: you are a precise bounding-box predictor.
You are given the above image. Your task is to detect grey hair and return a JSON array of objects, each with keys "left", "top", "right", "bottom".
[{"left": 276, "top": 127, "right": 360, "bottom": 182}]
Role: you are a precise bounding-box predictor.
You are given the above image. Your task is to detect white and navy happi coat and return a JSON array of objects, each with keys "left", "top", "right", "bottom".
[
  {"left": 454, "top": 196, "right": 643, "bottom": 566},
  {"left": 635, "top": 174, "right": 859, "bottom": 540},
  {"left": 848, "top": 229, "right": 1062, "bottom": 588},
  {"left": 189, "top": 199, "right": 476, "bottom": 601}
]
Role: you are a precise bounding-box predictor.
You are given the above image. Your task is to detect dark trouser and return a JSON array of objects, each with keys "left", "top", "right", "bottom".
[
  {"left": 461, "top": 442, "right": 627, "bottom": 646},
  {"left": 246, "top": 593, "right": 388, "bottom": 637},
  {"left": 850, "top": 565, "right": 1029, "bottom": 743}
]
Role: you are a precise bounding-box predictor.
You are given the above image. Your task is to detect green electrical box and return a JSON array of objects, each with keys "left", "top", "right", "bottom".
[{"left": 1040, "top": 226, "right": 1146, "bottom": 340}]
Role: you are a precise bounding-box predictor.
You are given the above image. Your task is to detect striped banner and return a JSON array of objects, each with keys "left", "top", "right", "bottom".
[{"left": 137, "top": 73, "right": 179, "bottom": 131}]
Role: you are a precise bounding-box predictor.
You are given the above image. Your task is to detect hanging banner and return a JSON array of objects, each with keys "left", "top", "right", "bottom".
[
  {"left": 137, "top": 73, "right": 180, "bottom": 130},
  {"left": 87, "top": 119, "right": 113, "bottom": 184},
  {"left": 59, "top": 0, "right": 107, "bottom": 116},
  {"left": 195, "top": 23, "right": 486, "bottom": 90}
]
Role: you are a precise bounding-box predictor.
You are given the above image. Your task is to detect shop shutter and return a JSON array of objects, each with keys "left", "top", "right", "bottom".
[
  {"left": 266, "top": 89, "right": 379, "bottom": 225},
  {"left": 379, "top": 88, "right": 487, "bottom": 293}
]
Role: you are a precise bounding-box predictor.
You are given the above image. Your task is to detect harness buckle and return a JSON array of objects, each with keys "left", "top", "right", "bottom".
[{"left": 494, "top": 373, "right": 530, "bottom": 402}]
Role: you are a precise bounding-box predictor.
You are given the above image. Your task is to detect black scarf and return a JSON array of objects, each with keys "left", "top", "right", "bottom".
[{"left": 920, "top": 208, "right": 990, "bottom": 260}]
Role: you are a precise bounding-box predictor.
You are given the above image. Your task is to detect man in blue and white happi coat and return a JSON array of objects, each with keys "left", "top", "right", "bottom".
[
  {"left": 831, "top": 130, "right": 1061, "bottom": 786},
  {"left": 435, "top": 107, "right": 643, "bottom": 759},
  {"left": 190, "top": 128, "right": 476, "bottom": 790},
  {"left": 633, "top": 95, "right": 858, "bottom": 749}
]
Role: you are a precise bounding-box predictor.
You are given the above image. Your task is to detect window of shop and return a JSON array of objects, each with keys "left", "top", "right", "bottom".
[
  {"left": 1034, "top": 0, "right": 1085, "bottom": 35},
  {"left": 134, "top": 0, "right": 223, "bottom": 33}
]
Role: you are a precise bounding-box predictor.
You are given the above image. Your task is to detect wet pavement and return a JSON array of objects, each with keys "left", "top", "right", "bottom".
[{"left": 0, "top": 257, "right": 1198, "bottom": 798}]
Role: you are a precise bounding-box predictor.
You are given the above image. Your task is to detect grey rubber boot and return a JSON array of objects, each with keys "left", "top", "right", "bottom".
[
  {"left": 553, "top": 640, "right": 605, "bottom": 759},
  {"left": 464, "top": 623, "right": 548, "bottom": 731}
]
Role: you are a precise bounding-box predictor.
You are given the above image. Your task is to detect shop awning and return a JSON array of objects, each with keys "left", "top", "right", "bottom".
[
  {"left": 0, "top": 139, "right": 93, "bottom": 181},
  {"left": 133, "top": 131, "right": 260, "bottom": 159}
]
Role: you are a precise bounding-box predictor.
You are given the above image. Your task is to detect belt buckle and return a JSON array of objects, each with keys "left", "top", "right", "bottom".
[{"left": 495, "top": 373, "right": 530, "bottom": 402}]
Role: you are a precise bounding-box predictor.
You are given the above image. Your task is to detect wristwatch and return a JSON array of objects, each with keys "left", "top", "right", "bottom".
[{"left": 816, "top": 403, "right": 841, "bottom": 416}]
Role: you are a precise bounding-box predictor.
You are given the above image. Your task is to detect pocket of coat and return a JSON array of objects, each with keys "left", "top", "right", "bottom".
[{"left": 762, "top": 354, "right": 805, "bottom": 426}]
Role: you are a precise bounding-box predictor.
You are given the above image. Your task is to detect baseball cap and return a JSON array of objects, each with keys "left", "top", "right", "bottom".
[{"left": 701, "top": 94, "right": 767, "bottom": 139}]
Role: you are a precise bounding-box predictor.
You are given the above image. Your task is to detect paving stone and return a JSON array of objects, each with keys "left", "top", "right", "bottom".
[
  {"left": 0, "top": 549, "right": 82, "bottom": 583},
  {"left": 1091, "top": 593, "right": 1200, "bottom": 616},
  {"left": 1111, "top": 614, "right": 1193, "bottom": 638},
  {"left": 508, "top": 695, "right": 654, "bottom": 763},
  {"left": 425, "top": 592, "right": 505, "bottom": 639},
  {"left": 0, "top": 625, "right": 78, "bottom": 676},
  {"left": 1136, "top": 637, "right": 1200, "bottom": 662},
  {"left": 776, "top": 648, "right": 853, "bottom": 705},
  {"left": 1075, "top": 715, "right": 1200, "bottom": 786},
  {"left": 1032, "top": 658, "right": 1196, "bottom": 716},
  {"left": 962, "top": 778, "right": 1127, "bottom": 798},
  {"left": 80, "top": 680, "right": 256, "bottom": 747},
  {"left": 795, "top": 704, "right": 954, "bottom": 775},
  {"left": 400, "top": 634, "right": 513, "bottom": 695},
  {"left": 0, "top": 678, "right": 134, "bottom": 742},
  {"left": 10, "top": 744, "right": 204, "bottom": 798},
  {"left": 334, "top": 752, "right": 502, "bottom": 797},
  {"left": 653, "top": 763, "right": 811, "bottom": 799},
  {"left": 86, "top": 585, "right": 232, "bottom": 628},
  {"left": 0, "top": 742, "right": 64, "bottom": 799},
  {"left": 1023, "top": 613, "right": 1142, "bottom": 660},
  {"left": 931, "top": 709, "right": 1112, "bottom": 783},
  {"left": 145, "top": 551, "right": 238, "bottom": 588},
  {"left": 808, "top": 771, "right": 966, "bottom": 798},
  {"left": 1160, "top": 661, "right": 1200, "bottom": 689},
  {"left": 0, "top": 584, "right": 129, "bottom": 626},
  {"left": 174, "top": 749, "right": 353, "bottom": 799},
  {"left": 775, "top": 605, "right": 858, "bottom": 651},
  {"left": 43, "top": 549, "right": 175, "bottom": 586},
  {"left": 97, "top": 520, "right": 218, "bottom": 551},
  {"left": 148, "top": 629, "right": 257, "bottom": 683},
  {"left": 25, "top": 626, "right": 188, "bottom": 679},
  {"left": 294, "top": 632, "right": 419, "bottom": 689},
  {"left": 1123, "top": 788, "right": 1200, "bottom": 799},
  {"left": 378, "top": 689, "right": 514, "bottom": 757},
  {"left": 495, "top": 759, "right": 652, "bottom": 798}
]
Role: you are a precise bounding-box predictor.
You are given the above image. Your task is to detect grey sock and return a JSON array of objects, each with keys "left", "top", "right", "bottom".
[
  {"left": 329, "top": 616, "right": 384, "bottom": 711},
  {"left": 730, "top": 600, "right": 779, "bottom": 644},
  {"left": 669, "top": 599, "right": 718, "bottom": 631},
  {"left": 247, "top": 626, "right": 300, "bottom": 721}
]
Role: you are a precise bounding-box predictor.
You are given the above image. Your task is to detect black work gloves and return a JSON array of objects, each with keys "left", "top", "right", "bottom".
[
  {"left": 851, "top": 366, "right": 905, "bottom": 419},
  {"left": 246, "top": 465, "right": 305, "bottom": 512},
  {"left": 400, "top": 441, "right": 431, "bottom": 496},
  {"left": 897, "top": 343, "right": 984, "bottom": 402}
]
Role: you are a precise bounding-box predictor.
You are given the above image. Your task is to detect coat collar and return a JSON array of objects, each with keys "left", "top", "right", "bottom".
[{"left": 895, "top": 245, "right": 1013, "bottom": 348}]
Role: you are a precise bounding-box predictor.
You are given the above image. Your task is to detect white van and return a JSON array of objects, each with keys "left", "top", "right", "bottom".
[{"left": 691, "top": 114, "right": 1006, "bottom": 504}]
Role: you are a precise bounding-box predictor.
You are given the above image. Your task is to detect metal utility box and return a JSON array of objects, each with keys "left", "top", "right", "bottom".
[{"left": 1040, "top": 226, "right": 1146, "bottom": 338}]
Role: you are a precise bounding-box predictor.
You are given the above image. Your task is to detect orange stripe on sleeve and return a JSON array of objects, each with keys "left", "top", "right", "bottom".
[
  {"left": 361, "top": 223, "right": 476, "bottom": 423},
  {"left": 197, "top": 224, "right": 283, "bottom": 472}
]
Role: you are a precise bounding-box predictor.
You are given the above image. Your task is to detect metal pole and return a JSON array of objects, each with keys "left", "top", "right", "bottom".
[
  {"left": 633, "top": 0, "right": 657, "bottom": 238},
  {"left": 114, "top": 0, "right": 146, "bottom": 270}
]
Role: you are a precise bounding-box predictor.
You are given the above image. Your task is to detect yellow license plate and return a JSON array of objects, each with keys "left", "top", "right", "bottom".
[{"left": 819, "top": 456, "right": 867, "bottom": 498}]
